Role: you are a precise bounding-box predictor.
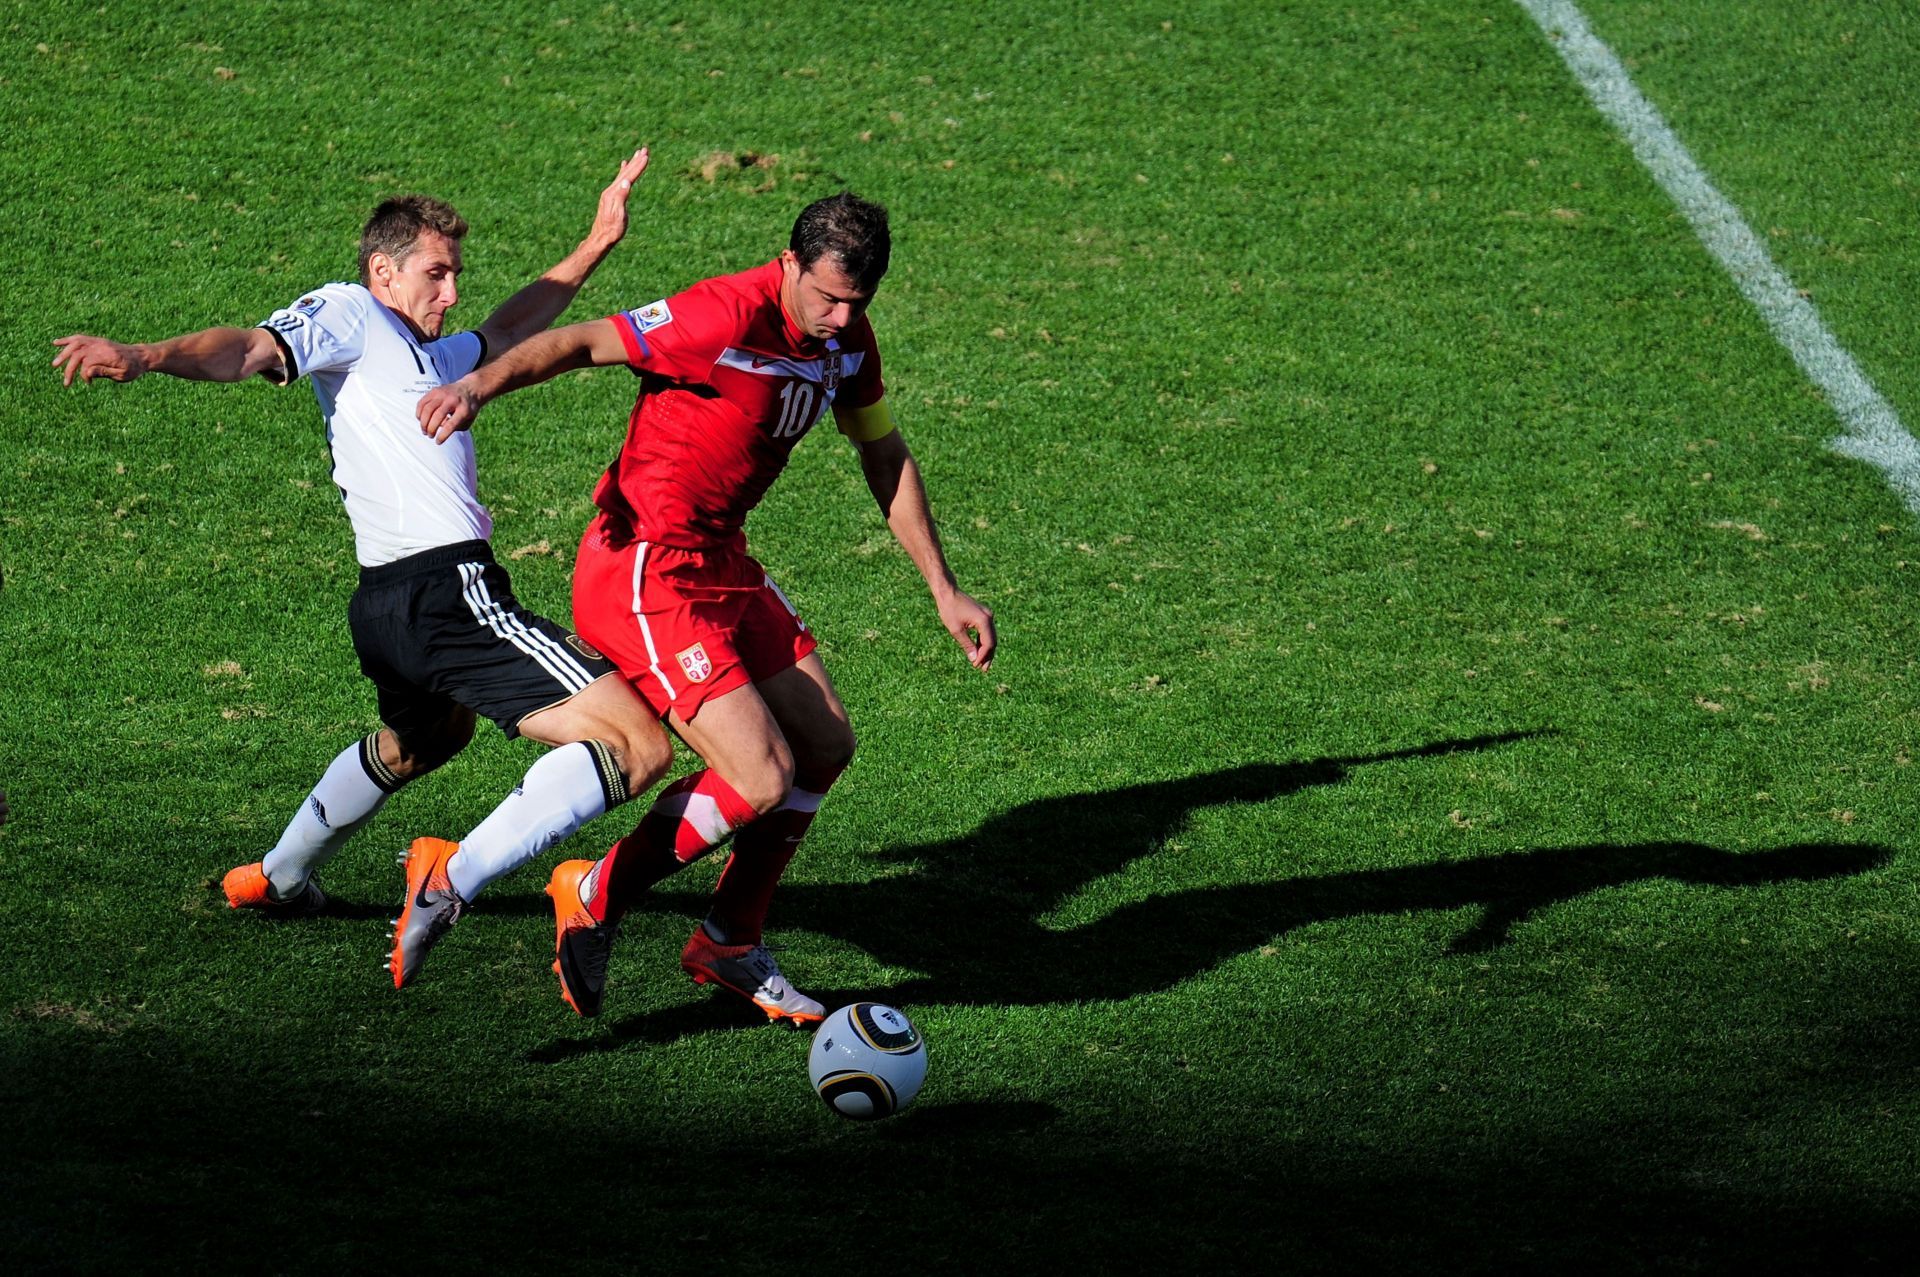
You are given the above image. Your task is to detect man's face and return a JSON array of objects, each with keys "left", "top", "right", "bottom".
[
  {"left": 372, "top": 230, "right": 462, "bottom": 340},
  {"left": 779, "top": 249, "right": 876, "bottom": 342}
]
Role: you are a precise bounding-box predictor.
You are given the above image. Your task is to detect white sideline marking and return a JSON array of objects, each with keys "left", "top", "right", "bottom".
[{"left": 1515, "top": 0, "right": 1920, "bottom": 516}]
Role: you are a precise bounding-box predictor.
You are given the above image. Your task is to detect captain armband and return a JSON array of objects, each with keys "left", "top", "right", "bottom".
[{"left": 834, "top": 397, "right": 898, "bottom": 444}]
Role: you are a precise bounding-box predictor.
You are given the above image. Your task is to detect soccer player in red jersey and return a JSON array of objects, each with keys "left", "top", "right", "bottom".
[{"left": 418, "top": 192, "right": 995, "bottom": 1023}]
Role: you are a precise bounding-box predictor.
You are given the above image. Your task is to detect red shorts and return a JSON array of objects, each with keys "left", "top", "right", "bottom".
[{"left": 572, "top": 514, "right": 817, "bottom": 721}]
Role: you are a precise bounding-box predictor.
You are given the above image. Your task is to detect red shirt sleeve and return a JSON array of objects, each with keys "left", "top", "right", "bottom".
[{"left": 608, "top": 282, "right": 738, "bottom": 381}]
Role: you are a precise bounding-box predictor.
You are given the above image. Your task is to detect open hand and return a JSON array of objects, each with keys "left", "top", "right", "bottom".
[{"left": 587, "top": 147, "right": 651, "bottom": 251}]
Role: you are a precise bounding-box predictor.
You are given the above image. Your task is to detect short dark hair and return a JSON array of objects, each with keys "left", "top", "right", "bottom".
[
  {"left": 789, "top": 192, "right": 890, "bottom": 290},
  {"left": 358, "top": 195, "right": 468, "bottom": 282}
]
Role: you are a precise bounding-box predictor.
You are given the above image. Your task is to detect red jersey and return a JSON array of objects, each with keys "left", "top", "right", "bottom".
[{"left": 595, "top": 258, "right": 885, "bottom": 549}]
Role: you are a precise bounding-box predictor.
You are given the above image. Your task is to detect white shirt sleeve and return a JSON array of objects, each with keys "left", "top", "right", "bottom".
[
  {"left": 257, "top": 285, "right": 368, "bottom": 385},
  {"left": 426, "top": 330, "right": 485, "bottom": 382}
]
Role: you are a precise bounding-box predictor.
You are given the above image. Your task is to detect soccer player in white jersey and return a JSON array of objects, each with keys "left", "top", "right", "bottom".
[{"left": 52, "top": 148, "right": 672, "bottom": 990}]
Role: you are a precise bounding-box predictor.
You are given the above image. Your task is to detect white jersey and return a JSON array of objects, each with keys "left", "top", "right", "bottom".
[{"left": 258, "top": 282, "right": 491, "bottom": 567}]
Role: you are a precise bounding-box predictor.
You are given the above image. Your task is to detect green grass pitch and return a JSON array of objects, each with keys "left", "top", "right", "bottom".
[{"left": 3, "top": 1, "right": 1916, "bottom": 1269}]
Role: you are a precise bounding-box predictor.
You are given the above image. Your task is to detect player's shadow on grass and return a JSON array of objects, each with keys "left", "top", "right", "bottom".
[
  {"left": 536, "top": 729, "right": 1891, "bottom": 1053},
  {"left": 770, "top": 732, "right": 1890, "bottom": 1006}
]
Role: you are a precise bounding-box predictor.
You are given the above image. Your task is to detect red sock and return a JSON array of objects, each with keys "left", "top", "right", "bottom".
[
  {"left": 707, "top": 787, "right": 828, "bottom": 945},
  {"left": 588, "top": 769, "right": 757, "bottom": 922}
]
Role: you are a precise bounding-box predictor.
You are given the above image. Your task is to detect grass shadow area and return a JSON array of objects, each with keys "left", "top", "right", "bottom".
[
  {"left": 5, "top": 961, "right": 1916, "bottom": 1273},
  {"left": 0, "top": 735, "right": 1908, "bottom": 1272}
]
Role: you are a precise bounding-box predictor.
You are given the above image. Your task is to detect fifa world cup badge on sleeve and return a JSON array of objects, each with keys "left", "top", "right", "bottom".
[
  {"left": 631, "top": 299, "right": 673, "bottom": 332},
  {"left": 677, "top": 643, "right": 712, "bottom": 683}
]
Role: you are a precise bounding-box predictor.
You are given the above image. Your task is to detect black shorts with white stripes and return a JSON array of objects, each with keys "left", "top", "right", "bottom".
[{"left": 348, "top": 539, "right": 615, "bottom": 742}]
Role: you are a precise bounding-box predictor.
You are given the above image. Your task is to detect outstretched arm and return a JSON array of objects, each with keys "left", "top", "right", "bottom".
[
  {"left": 416, "top": 316, "right": 629, "bottom": 442},
  {"left": 473, "top": 147, "right": 650, "bottom": 358},
  {"left": 51, "top": 327, "right": 284, "bottom": 387},
  {"left": 853, "top": 422, "right": 997, "bottom": 670}
]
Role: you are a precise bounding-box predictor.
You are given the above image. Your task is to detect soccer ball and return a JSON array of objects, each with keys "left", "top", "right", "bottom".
[{"left": 808, "top": 1002, "right": 928, "bottom": 1120}]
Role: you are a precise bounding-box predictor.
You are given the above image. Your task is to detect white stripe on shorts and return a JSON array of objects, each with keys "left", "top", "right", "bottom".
[
  {"left": 629, "top": 542, "right": 679, "bottom": 703},
  {"left": 763, "top": 573, "right": 808, "bottom": 631},
  {"left": 458, "top": 562, "right": 594, "bottom": 694}
]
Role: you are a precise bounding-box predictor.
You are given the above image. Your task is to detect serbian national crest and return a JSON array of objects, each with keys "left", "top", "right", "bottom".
[
  {"left": 821, "top": 341, "right": 843, "bottom": 396},
  {"left": 677, "top": 642, "right": 713, "bottom": 683}
]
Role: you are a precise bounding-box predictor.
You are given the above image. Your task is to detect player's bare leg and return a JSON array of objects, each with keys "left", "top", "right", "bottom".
[
  {"left": 517, "top": 671, "right": 674, "bottom": 783},
  {"left": 755, "top": 654, "right": 856, "bottom": 789},
  {"left": 662, "top": 680, "right": 797, "bottom": 813},
  {"left": 704, "top": 654, "right": 854, "bottom": 946}
]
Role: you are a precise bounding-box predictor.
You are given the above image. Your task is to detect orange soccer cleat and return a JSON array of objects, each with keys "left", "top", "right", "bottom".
[
  {"left": 547, "top": 859, "right": 618, "bottom": 1017},
  {"left": 222, "top": 861, "right": 329, "bottom": 915},
  {"left": 387, "top": 838, "right": 466, "bottom": 988}
]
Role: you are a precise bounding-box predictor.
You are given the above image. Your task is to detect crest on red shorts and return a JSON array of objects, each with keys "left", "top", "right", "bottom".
[{"left": 677, "top": 643, "right": 712, "bottom": 683}]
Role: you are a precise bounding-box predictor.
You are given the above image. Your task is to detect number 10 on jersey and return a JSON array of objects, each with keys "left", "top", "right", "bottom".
[{"left": 774, "top": 380, "right": 818, "bottom": 438}]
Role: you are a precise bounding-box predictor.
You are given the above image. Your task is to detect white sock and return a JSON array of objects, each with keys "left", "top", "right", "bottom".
[
  {"left": 262, "top": 739, "right": 393, "bottom": 897},
  {"left": 447, "top": 742, "right": 617, "bottom": 900}
]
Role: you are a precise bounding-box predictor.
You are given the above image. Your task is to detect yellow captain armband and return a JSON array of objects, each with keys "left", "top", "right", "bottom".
[{"left": 834, "top": 397, "right": 898, "bottom": 443}]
